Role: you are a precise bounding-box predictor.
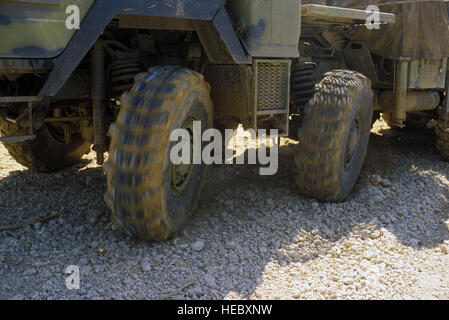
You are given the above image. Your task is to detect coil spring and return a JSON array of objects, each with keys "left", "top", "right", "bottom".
[
  {"left": 290, "top": 61, "right": 319, "bottom": 114},
  {"left": 109, "top": 59, "right": 144, "bottom": 98}
]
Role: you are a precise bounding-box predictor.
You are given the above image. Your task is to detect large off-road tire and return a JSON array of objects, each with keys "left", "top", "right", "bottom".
[
  {"left": 104, "top": 66, "right": 213, "bottom": 240},
  {"left": 436, "top": 107, "right": 449, "bottom": 161},
  {"left": 295, "top": 70, "right": 373, "bottom": 202},
  {"left": 0, "top": 117, "right": 91, "bottom": 172}
]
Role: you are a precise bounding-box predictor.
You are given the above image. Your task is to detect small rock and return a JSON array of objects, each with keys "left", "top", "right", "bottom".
[
  {"left": 191, "top": 241, "right": 205, "bottom": 252},
  {"left": 343, "top": 241, "right": 352, "bottom": 249},
  {"left": 23, "top": 268, "right": 37, "bottom": 276},
  {"left": 311, "top": 201, "right": 319, "bottom": 209},
  {"left": 192, "top": 286, "right": 203, "bottom": 297},
  {"left": 380, "top": 179, "right": 391, "bottom": 188},
  {"left": 141, "top": 261, "right": 152, "bottom": 272},
  {"left": 292, "top": 291, "right": 301, "bottom": 299},
  {"left": 441, "top": 245, "right": 449, "bottom": 254},
  {"left": 370, "top": 195, "right": 384, "bottom": 204},
  {"left": 226, "top": 241, "right": 237, "bottom": 250},
  {"left": 370, "top": 175, "right": 382, "bottom": 185},
  {"left": 254, "top": 288, "right": 264, "bottom": 298},
  {"left": 370, "top": 230, "right": 383, "bottom": 240},
  {"left": 33, "top": 261, "right": 48, "bottom": 268},
  {"left": 331, "top": 275, "right": 340, "bottom": 282}
]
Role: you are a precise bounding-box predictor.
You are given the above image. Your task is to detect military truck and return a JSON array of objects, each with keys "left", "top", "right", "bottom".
[{"left": 0, "top": 0, "right": 448, "bottom": 240}]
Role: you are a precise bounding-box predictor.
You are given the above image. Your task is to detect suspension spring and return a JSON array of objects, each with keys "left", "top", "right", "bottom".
[{"left": 109, "top": 59, "right": 144, "bottom": 98}]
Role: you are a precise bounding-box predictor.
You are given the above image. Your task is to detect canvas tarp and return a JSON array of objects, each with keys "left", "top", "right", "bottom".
[{"left": 303, "top": 0, "right": 449, "bottom": 60}]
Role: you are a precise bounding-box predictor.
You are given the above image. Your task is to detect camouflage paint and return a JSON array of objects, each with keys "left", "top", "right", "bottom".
[
  {"left": 0, "top": 0, "right": 95, "bottom": 58},
  {"left": 226, "top": 0, "right": 300, "bottom": 58}
]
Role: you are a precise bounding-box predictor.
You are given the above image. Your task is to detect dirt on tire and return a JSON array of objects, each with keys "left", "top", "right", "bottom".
[
  {"left": 295, "top": 70, "right": 373, "bottom": 202},
  {"left": 104, "top": 66, "right": 213, "bottom": 241}
]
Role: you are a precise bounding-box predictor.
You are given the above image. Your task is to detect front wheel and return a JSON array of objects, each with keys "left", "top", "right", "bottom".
[
  {"left": 104, "top": 66, "right": 213, "bottom": 240},
  {"left": 295, "top": 70, "right": 373, "bottom": 202}
]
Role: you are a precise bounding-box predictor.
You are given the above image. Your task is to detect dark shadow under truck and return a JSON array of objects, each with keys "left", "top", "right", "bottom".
[{"left": 1, "top": 0, "right": 449, "bottom": 240}]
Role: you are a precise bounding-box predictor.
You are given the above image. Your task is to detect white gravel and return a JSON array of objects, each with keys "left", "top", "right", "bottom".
[{"left": 0, "top": 119, "right": 449, "bottom": 300}]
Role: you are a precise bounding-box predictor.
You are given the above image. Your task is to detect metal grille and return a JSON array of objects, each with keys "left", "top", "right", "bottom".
[{"left": 255, "top": 60, "right": 290, "bottom": 112}]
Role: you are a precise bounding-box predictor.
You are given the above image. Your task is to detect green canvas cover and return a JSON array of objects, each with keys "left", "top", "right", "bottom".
[{"left": 304, "top": 0, "right": 449, "bottom": 60}]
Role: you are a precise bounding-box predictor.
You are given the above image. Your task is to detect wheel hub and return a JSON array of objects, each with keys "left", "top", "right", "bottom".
[{"left": 170, "top": 118, "right": 194, "bottom": 197}]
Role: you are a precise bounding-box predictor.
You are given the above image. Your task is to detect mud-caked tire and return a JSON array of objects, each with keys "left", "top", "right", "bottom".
[
  {"left": 0, "top": 117, "right": 91, "bottom": 172},
  {"left": 104, "top": 66, "right": 213, "bottom": 240},
  {"left": 295, "top": 70, "right": 373, "bottom": 202},
  {"left": 436, "top": 108, "right": 449, "bottom": 161}
]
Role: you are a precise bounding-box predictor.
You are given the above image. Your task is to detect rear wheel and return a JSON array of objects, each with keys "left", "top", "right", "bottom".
[
  {"left": 436, "top": 108, "right": 449, "bottom": 161},
  {"left": 104, "top": 66, "right": 213, "bottom": 240},
  {"left": 0, "top": 117, "right": 91, "bottom": 172},
  {"left": 295, "top": 70, "right": 373, "bottom": 202}
]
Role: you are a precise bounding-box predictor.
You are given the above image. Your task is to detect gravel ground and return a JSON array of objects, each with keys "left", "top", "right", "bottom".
[{"left": 1, "top": 119, "right": 449, "bottom": 300}]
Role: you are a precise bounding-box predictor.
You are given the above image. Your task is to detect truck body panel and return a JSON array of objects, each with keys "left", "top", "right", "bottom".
[
  {"left": 226, "top": 0, "right": 301, "bottom": 58},
  {"left": 0, "top": 0, "right": 94, "bottom": 59}
]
